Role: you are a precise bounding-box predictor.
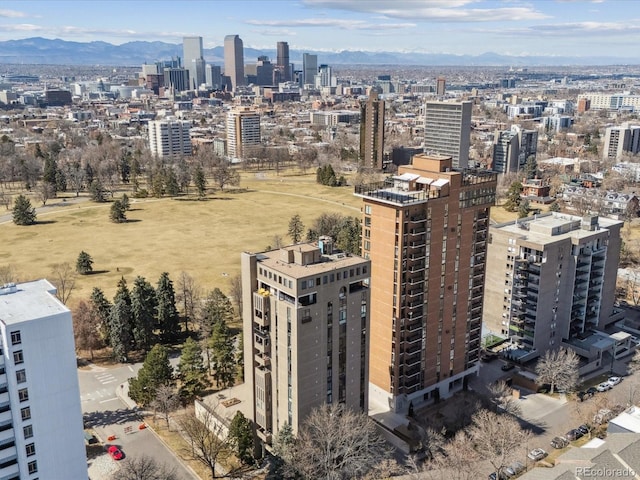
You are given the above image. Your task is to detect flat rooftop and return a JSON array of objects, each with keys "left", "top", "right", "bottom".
[
  {"left": 0, "top": 279, "right": 67, "bottom": 325},
  {"left": 257, "top": 246, "right": 368, "bottom": 278}
]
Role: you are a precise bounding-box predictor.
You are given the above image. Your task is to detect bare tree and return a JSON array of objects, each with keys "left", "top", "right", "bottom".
[
  {"left": 176, "top": 271, "right": 200, "bottom": 333},
  {"left": 535, "top": 347, "right": 580, "bottom": 394},
  {"left": 487, "top": 380, "right": 522, "bottom": 416},
  {"left": 228, "top": 274, "right": 243, "bottom": 318},
  {"left": 178, "top": 405, "right": 231, "bottom": 479},
  {"left": 0, "top": 191, "right": 10, "bottom": 210},
  {"left": 50, "top": 262, "right": 76, "bottom": 304},
  {"left": 112, "top": 454, "right": 178, "bottom": 480},
  {"left": 290, "top": 403, "right": 393, "bottom": 480},
  {"left": 421, "top": 430, "right": 482, "bottom": 480},
  {"left": 150, "top": 384, "right": 180, "bottom": 430},
  {"left": 466, "top": 409, "right": 531, "bottom": 479},
  {"left": 211, "top": 161, "right": 240, "bottom": 190},
  {"left": 72, "top": 300, "right": 104, "bottom": 360},
  {"left": 0, "top": 265, "right": 18, "bottom": 284},
  {"left": 36, "top": 181, "right": 55, "bottom": 206}
]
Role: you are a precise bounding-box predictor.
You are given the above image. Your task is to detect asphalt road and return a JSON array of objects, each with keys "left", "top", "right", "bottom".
[{"left": 78, "top": 359, "right": 198, "bottom": 480}]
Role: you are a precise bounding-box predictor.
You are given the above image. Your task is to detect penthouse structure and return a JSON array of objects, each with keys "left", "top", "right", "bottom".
[
  {"left": 148, "top": 118, "right": 192, "bottom": 158},
  {"left": 483, "top": 213, "right": 622, "bottom": 361},
  {"left": 0, "top": 280, "right": 87, "bottom": 479},
  {"left": 241, "top": 241, "right": 371, "bottom": 444},
  {"left": 423, "top": 101, "right": 472, "bottom": 169},
  {"left": 356, "top": 153, "right": 497, "bottom": 413}
]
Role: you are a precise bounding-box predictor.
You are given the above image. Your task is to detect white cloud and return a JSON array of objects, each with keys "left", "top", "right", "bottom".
[
  {"left": 486, "top": 20, "right": 640, "bottom": 36},
  {"left": 0, "top": 23, "right": 42, "bottom": 32},
  {"left": 245, "top": 18, "right": 415, "bottom": 30},
  {"left": 0, "top": 9, "right": 29, "bottom": 19}
]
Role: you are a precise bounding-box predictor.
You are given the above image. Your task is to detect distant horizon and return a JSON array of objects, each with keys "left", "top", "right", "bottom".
[{"left": 0, "top": 1, "right": 638, "bottom": 59}]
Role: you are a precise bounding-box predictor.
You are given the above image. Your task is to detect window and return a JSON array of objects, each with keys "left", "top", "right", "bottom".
[
  {"left": 13, "top": 351, "right": 23, "bottom": 365},
  {"left": 23, "top": 425, "right": 33, "bottom": 439},
  {"left": 27, "top": 460, "right": 37, "bottom": 474},
  {"left": 18, "top": 388, "right": 28, "bottom": 402},
  {"left": 20, "top": 407, "right": 30, "bottom": 421},
  {"left": 16, "top": 370, "right": 26, "bottom": 384},
  {"left": 25, "top": 443, "right": 35, "bottom": 457},
  {"left": 10, "top": 331, "right": 21, "bottom": 346}
]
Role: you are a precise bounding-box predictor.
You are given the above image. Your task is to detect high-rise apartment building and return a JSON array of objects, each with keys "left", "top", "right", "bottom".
[
  {"left": 183, "top": 36, "right": 206, "bottom": 90},
  {"left": 603, "top": 123, "right": 640, "bottom": 161},
  {"left": 276, "top": 41, "right": 290, "bottom": 81},
  {"left": 513, "top": 125, "right": 538, "bottom": 168},
  {"left": 224, "top": 34, "right": 245, "bottom": 91},
  {"left": 423, "top": 101, "right": 472, "bottom": 169},
  {"left": 359, "top": 91, "right": 386, "bottom": 170},
  {"left": 0, "top": 280, "right": 87, "bottom": 479},
  {"left": 226, "top": 107, "right": 260, "bottom": 159},
  {"left": 148, "top": 118, "right": 192, "bottom": 158},
  {"left": 241, "top": 241, "right": 371, "bottom": 443},
  {"left": 436, "top": 76, "right": 446, "bottom": 96},
  {"left": 492, "top": 129, "right": 519, "bottom": 174},
  {"left": 302, "top": 53, "right": 317, "bottom": 87},
  {"left": 483, "top": 213, "right": 622, "bottom": 361},
  {"left": 355, "top": 153, "right": 497, "bottom": 413}
]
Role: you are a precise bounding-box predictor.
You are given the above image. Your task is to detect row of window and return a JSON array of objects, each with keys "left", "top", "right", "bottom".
[{"left": 301, "top": 267, "right": 368, "bottom": 290}]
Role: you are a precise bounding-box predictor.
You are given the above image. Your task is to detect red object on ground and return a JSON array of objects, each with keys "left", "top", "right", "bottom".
[{"left": 107, "top": 445, "right": 124, "bottom": 460}]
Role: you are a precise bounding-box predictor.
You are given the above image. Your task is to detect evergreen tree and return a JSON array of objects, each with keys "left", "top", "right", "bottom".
[
  {"left": 236, "top": 331, "right": 244, "bottom": 382},
  {"left": 109, "top": 296, "right": 134, "bottom": 362},
  {"left": 200, "top": 288, "right": 235, "bottom": 334},
  {"left": 43, "top": 157, "right": 59, "bottom": 192},
  {"left": 12, "top": 194, "right": 36, "bottom": 225},
  {"left": 76, "top": 250, "right": 94, "bottom": 275},
  {"left": 518, "top": 199, "right": 531, "bottom": 219},
  {"left": 523, "top": 155, "right": 538, "bottom": 180},
  {"left": 209, "top": 319, "right": 236, "bottom": 388},
  {"left": 288, "top": 214, "right": 305, "bottom": 243},
  {"left": 272, "top": 422, "right": 295, "bottom": 472},
  {"left": 165, "top": 169, "right": 180, "bottom": 197},
  {"left": 120, "top": 193, "right": 131, "bottom": 211},
  {"left": 89, "top": 179, "right": 107, "bottom": 202},
  {"left": 503, "top": 181, "right": 523, "bottom": 212},
  {"left": 194, "top": 165, "right": 207, "bottom": 198},
  {"left": 336, "top": 216, "right": 361, "bottom": 255},
  {"left": 129, "top": 344, "right": 174, "bottom": 406},
  {"left": 549, "top": 201, "right": 561, "bottom": 212},
  {"left": 90, "top": 287, "right": 112, "bottom": 346},
  {"left": 156, "top": 272, "right": 180, "bottom": 342},
  {"left": 228, "top": 411, "right": 253, "bottom": 464},
  {"left": 177, "top": 337, "right": 210, "bottom": 401},
  {"left": 110, "top": 199, "right": 127, "bottom": 223},
  {"left": 131, "top": 276, "right": 157, "bottom": 351}
]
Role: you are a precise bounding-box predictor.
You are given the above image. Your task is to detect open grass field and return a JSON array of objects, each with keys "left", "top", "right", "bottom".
[{"left": 1, "top": 170, "right": 361, "bottom": 305}]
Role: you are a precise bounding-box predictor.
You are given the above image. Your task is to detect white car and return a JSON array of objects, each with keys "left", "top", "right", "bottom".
[
  {"left": 607, "top": 376, "right": 622, "bottom": 386},
  {"left": 596, "top": 382, "right": 611, "bottom": 392},
  {"left": 528, "top": 448, "right": 548, "bottom": 461}
]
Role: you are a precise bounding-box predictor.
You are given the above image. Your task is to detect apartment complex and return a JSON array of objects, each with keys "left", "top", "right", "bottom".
[
  {"left": 355, "top": 153, "right": 497, "bottom": 413},
  {"left": 241, "top": 241, "right": 371, "bottom": 443},
  {"left": 603, "top": 123, "right": 640, "bottom": 161},
  {"left": 224, "top": 34, "right": 244, "bottom": 91},
  {"left": 483, "top": 213, "right": 622, "bottom": 361},
  {"left": 492, "top": 125, "right": 538, "bottom": 174},
  {"left": 578, "top": 93, "right": 640, "bottom": 112},
  {"left": 359, "top": 91, "right": 386, "bottom": 170},
  {"left": 0, "top": 280, "right": 87, "bottom": 479},
  {"left": 423, "top": 101, "right": 472, "bottom": 169},
  {"left": 226, "top": 107, "right": 260, "bottom": 159},
  {"left": 148, "top": 118, "right": 192, "bottom": 158}
]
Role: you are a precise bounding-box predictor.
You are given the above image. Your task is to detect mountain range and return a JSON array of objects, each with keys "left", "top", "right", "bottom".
[{"left": 0, "top": 37, "right": 635, "bottom": 67}]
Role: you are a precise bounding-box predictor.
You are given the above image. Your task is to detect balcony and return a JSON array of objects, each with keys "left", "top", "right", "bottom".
[{"left": 255, "top": 353, "right": 270, "bottom": 368}]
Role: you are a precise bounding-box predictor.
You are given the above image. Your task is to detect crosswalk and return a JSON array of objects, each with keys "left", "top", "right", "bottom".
[
  {"left": 95, "top": 372, "right": 118, "bottom": 385},
  {"left": 80, "top": 372, "right": 121, "bottom": 404}
]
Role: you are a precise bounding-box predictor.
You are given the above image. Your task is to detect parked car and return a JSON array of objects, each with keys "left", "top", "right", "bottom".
[
  {"left": 551, "top": 436, "right": 569, "bottom": 449},
  {"left": 527, "top": 448, "right": 548, "bottom": 461},
  {"left": 577, "top": 390, "right": 593, "bottom": 402},
  {"left": 501, "top": 362, "right": 516, "bottom": 371},
  {"left": 505, "top": 461, "right": 525, "bottom": 477},
  {"left": 586, "top": 387, "right": 598, "bottom": 396},
  {"left": 596, "top": 382, "right": 611, "bottom": 392},
  {"left": 577, "top": 424, "right": 590, "bottom": 436},
  {"left": 607, "top": 376, "right": 622, "bottom": 386},
  {"left": 594, "top": 408, "right": 613, "bottom": 425},
  {"left": 107, "top": 445, "right": 124, "bottom": 461},
  {"left": 566, "top": 428, "right": 584, "bottom": 441}
]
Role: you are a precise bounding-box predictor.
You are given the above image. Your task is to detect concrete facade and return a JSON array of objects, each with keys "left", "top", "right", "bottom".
[
  {"left": 359, "top": 91, "right": 386, "bottom": 170},
  {"left": 423, "top": 101, "right": 471, "bottom": 168},
  {"left": 226, "top": 107, "right": 260, "bottom": 159}
]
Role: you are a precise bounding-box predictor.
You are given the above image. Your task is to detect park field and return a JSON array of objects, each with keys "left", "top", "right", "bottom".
[{"left": 1, "top": 171, "right": 361, "bottom": 305}]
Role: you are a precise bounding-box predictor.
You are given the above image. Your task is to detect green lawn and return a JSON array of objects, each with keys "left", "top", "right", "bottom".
[{"left": 3, "top": 170, "right": 361, "bottom": 305}]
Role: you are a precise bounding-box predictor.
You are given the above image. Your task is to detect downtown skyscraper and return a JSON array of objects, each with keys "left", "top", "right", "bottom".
[
  {"left": 183, "top": 36, "right": 205, "bottom": 90},
  {"left": 224, "top": 34, "right": 245, "bottom": 91}
]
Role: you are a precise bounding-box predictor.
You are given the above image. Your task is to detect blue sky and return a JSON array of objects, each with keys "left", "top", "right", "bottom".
[{"left": 0, "top": 0, "right": 637, "bottom": 57}]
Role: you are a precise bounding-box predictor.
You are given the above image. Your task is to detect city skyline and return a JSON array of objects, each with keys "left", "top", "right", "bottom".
[{"left": 0, "top": 1, "right": 638, "bottom": 59}]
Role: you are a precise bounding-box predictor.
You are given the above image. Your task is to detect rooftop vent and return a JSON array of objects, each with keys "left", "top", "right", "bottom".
[{"left": 0, "top": 283, "right": 17, "bottom": 296}]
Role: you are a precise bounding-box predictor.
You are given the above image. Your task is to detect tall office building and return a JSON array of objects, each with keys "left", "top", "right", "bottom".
[
  {"left": 0, "top": 280, "right": 87, "bottom": 479},
  {"left": 148, "top": 118, "right": 192, "bottom": 159},
  {"left": 603, "top": 123, "right": 640, "bottom": 161},
  {"left": 163, "top": 67, "right": 189, "bottom": 93},
  {"left": 226, "top": 107, "right": 260, "bottom": 159},
  {"left": 205, "top": 64, "right": 222, "bottom": 89},
  {"left": 436, "top": 76, "right": 446, "bottom": 96},
  {"left": 276, "top": 41, "right": 290, "bottom": 81},
  {"left": 302, "top": 53, "right": 318, "bottom": 87},
  {"left": 183, "top": 36, "right": 206, "bottom": 89},
  {"left": 315, "top": 64, "right": 336, "bottom": 88},
  {"left": 355, "top": 153, "right": 497, "bottom": 413},
  {"left": 423, "top": 101, "right": 472, "bottom": 169},
  {"left": 359, "top": 91, "right": 386, "bottom": 170},
  {"left": 483, "top": 213, "right": 622, "bottom": 360},
  {"left": 241, "top": 240, "right": 371, "bottom": 443},
  {"left": 256, "top": 56, "right": 274, "bottom": 86},
  {"left": 224, "top": 34, "right": 245, "bottom": 91}
]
